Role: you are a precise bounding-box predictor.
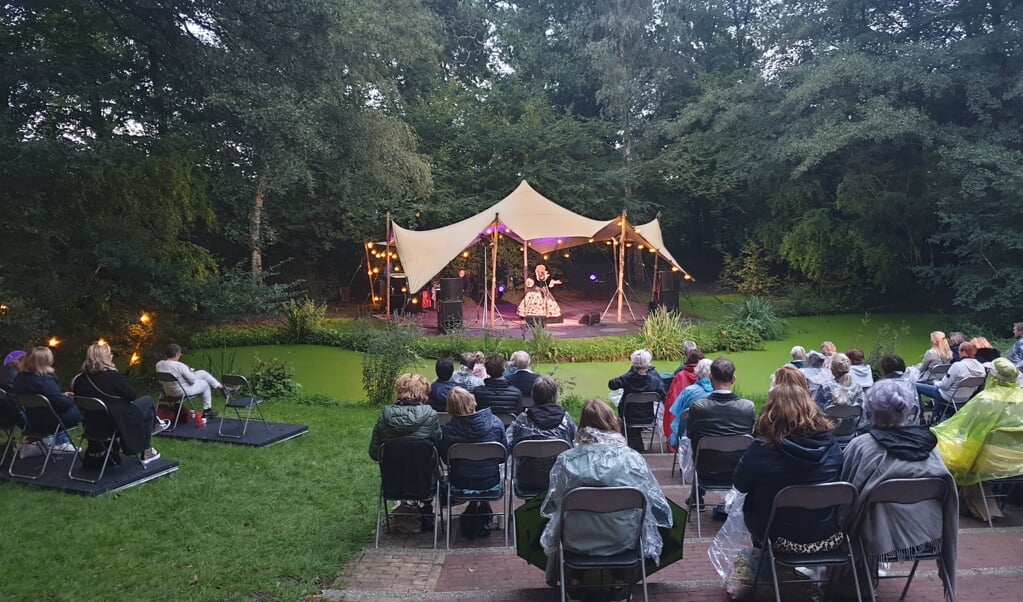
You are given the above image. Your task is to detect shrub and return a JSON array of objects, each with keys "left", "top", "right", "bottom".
[
  {"left": 641, "top": 306, "right": 697, "bottom": 362},
  {"left": 284, "top": 297, "right": 326, "bottom": 343},
  {"left": 865, "top": 319, "right": 912, "bottom": 377},
  {"left": 525, "top": 322, "right": 558, "bottom": 362},
  {"left": 719, "top": 241, "right": 779, "bottom": 297},
  {"left": 361, "top": 323, "right": 421, "bottom": 405},
  {"left": 190, "top": 324, "right": 287, "bottom": 348},
  {"left": 249, "top": 356, "right": 302, "bottom": 399},
  {"left": 712, "top": 324, "right": 766, "bottom": 352},
  {"left": 730, "top": 297, "right": 787, "bottom": 341}
]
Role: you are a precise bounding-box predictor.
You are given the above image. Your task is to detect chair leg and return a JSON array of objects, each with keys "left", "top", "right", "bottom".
[
  {"left": 979, "top": 482, "right": 994, "bottom": 528},
  {"left": 254, "top": 402, "right": 270, "bottom": 431},
  {"left": 846, "top": 536, "right": 864, "bottom": 602},
  {"left": 900, "top": 559, "right": 920, "bottom": 601},
  {"left": 767, "top": 547, "right": 782, "bottom": 602},
  {"left": 446, "top": 484, "right": 452, "bottom": 549},
  {"left": 9, "top": 427, "right": 59, "bottom": 480},
  {"left": 693, "top": 473, "right": 702, "bottom": 538},
  {"left": 375, "top": 489, "right": 383, "bottom": 548},
  {"left": 860, "top": 540, "right": 878, "bottom": 602},
  {"left": 559, "top": 546, "right": 567, "bottom": 602},
  {"left": 640, "top": 556, "right": 649, "bottom": 602}
]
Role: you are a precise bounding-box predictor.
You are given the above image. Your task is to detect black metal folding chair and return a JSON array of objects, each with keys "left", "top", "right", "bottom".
[
  {"left": 691, "top": 434, "right": 753, "bottom": 537},
  {"left": 856, "top": 477, "right": 954, "bottom": 602},
  {"left": 508, "top": 438, "right": 571, "bottom": 545},
  {"left": 825, "top": 404, "right": 863, "bottom": 449},
  {"left": 68, "top": 396, "right": 145, "bottom": 483},
  {"left": 219, "top": 374, "right": 269, "bottom": 438},
  {"left": 0, "top": 387, "right": 22, "bottom": 469},
  {"left": 557, "top": 486, "right": 648, "bottom": 602},
  {"left": 620, "top": 392, "right": 663, "bottom": 453},
  {"left": 445, "top": 441, "right": 508, "bottom": 548},
  {"left": 375, "top": 438, "right": 442, "bottom": 548},
  {"left": 9, "top": 394, "right": 79, "bottom": 480},
  {"left": 670, "top": 409, "right": 690, "bottom": 478},
  {"left": 155, "top": 371, "right": 199, "bottom": 430},
  {"left": 754, "top": 482, "right": 863, "bottom": 602},
  {"left": 975, "top": 426, "right": 1023, "bottom": 528},
  {"left": 927, "top": 363, "right": 951, "bottom": 383}
]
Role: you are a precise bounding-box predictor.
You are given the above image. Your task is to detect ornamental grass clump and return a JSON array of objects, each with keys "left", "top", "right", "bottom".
[
  {"left": 642, "top": 306, "right": 697, "bottom": 362},
  {"left": 730, "top": 296, "right": 787, "bottom": 341}
]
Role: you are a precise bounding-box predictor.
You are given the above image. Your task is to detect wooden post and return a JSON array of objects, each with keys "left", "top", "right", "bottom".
[
  {"left": 491, "top": 220, "right": 499, "bottom": 328},
  {"left": 364, "top": 241, "right": 376, "bottom": 306},
  {"left": 385, "top": 212, "right": 392, "bottom": 318},
  {"left": 617, "top": 210, "right": 627, "bottom": 323}
]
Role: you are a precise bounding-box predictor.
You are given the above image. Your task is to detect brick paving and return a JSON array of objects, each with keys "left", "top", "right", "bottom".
[{"left": 322, "top": 449, "right": 1023, "bottom": 602}]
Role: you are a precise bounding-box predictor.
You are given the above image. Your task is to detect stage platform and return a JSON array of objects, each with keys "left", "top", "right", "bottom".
[
  {"left": 0, "top": 452, "right": 179, "bottom": 496},
  {"left": 155, "top": 418, "right": 308, "bottom": 447}
]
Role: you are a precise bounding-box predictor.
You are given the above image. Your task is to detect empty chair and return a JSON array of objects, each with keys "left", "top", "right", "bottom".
[
  {"left": 619, "top": 392, "right": 663, "bottom": 453},
  {"left": 557, "top": 486, "right": 649, "bottom": 602},
  {"left": 218, "top": 374, "right": 268, "bottom": 438},
  {"left": 9, "top": 394, "right": 79, "bottom": 479},
  {"left": 155, "top": 371, "right": 199, "bottom": 430},
  {"left": 375, "top": 438, "right": 441, "bottom": 548},
  {"left": 692, "top": 434, "right": 753, "bottom": 537},
  {"left": 445, "top": 441, "right": 508, "bottom": 548},
  {"left": 69, "top": 396, "right": 145, "bottom": 483},
  {"left": 508, "top": 439, "right": 571, "bottom": 545}
]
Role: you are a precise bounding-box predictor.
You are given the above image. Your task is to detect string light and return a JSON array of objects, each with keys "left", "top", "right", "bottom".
[
  {"left": 48, "top": 337, "right": 60, "bottom": 348},
  {"left": 139, "top": 312, "right": 151, "bottom": 324},
  {"left": 129, "top": 352, "right": 141, "bottom": 366},
  {"left": 97, "top": 338, "right": 108, "bottom": 346}
]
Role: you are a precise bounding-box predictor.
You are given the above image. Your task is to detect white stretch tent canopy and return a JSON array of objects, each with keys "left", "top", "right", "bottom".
[{"left": 390, "top": 180, "right": 686, "bottom": 294}]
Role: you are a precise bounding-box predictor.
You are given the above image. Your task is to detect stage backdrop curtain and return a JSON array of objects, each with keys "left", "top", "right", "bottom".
[{"left": 391, "top": 180, "right": 685, "bottom": 293}]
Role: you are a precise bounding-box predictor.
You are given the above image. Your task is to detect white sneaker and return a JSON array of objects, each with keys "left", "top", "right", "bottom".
[
  {"left": 51, "top": 442, "right": 80, "bottom": 454},
  {"left": 152, "top": 418, "right": 171, "bottom": 434},
  {"left": 18, "top": 441, "right": 45, "bottom": 458},
  {"left": 142, "top": 448, "right": 161, "bottom": 465}
]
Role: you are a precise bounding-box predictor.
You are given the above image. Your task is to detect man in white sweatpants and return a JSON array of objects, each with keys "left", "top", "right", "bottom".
[{"left": 155, "top": 344, "right": 229, "bottom": 418}]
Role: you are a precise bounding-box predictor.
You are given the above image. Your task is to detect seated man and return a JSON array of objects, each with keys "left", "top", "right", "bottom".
[
  {"left": 687, "top": 357, "right": 755, "bottom": 508},
  {"left": 915, "top": 341, "right": 985, "bottom": 418},
  {"left": 505, "top": 350, "right": 539, "bottom": 398},
  {"left": 155, "top": 344, "right": 231, "bottom": 419},
  {"left": 428, "top": 358, "right": 457, "bottom": 412},
  {"left": 451, "top": 351, "right": 485, "bottom": 391},
  {"left": 506, "top": 376, "right": 576, "bottom": 491},
  {"left": 1009, "top": 322, "right": 1023, "bottom": 368},
  {"left": 608, "top": 349, "right": 665, "bottom": 452},
  {"left": 471, "top": 353, "right": 522, "bottom": 416},
  {"left": 788, "top": 345, "right": 807, "bottom": 369}
]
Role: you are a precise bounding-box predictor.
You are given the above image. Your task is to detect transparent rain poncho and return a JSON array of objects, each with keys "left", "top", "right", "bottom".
[
  {"left": 933, "top": 360, "right": 1023, "bottom": 486},
  {"left": 539, "top": 427, "right": 673, "bottom": 564}
]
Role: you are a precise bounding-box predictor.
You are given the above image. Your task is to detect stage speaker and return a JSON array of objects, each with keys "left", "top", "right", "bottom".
[
  {"left": 578, "top": 312, "right": 601, "bottom": 325},
  {"left": 660, "top": 270, "right": 680, "bottom": 313},
  {"left": 440, "top": 277, "right": 463, "bottom": 303},
  {"left": 439, "top": 301, "right": 463, "bottom": 332}
]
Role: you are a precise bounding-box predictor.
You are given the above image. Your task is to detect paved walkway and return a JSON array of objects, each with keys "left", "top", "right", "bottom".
[{"left": 320, "top": 452, "right": 1023, "bottom": 602}]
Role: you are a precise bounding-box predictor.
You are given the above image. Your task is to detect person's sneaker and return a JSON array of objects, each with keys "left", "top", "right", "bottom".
[
  {"left": 51, "top": 442, "right": 80, "bottom": 454},
  {"left": 221, "top": 385, "right": 238, "bottom": 397},
  {"left": 202, "top": 408, "right": 218, "bottom": 419},
  {"left": 686, "top": 494, "right": 707, "bottom": 512},
  {"left": 18, "top": 440, "right": 45, "bottom": 458},
  {"left": 142, "top": 448, "right": 161, "bottom": 465},
  {"left": 152, "top": 418, "right": 171, "bottom": 434}
]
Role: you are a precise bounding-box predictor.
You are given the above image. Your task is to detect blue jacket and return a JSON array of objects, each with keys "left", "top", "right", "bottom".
[
  {"left": 472, "top": 378, "right": 522, "bottom": 415},
  {"left": 428, "top": 379, "right": 457, "bottom": 412},
  {"left": 440, "top": 408, "right": 506, "bottom": 490},
  {"left": 732, "top": 431, "right": 843, "bottom": 544},
  {"left": 669, "top": 378, "right": 712, "bottom": 447}
]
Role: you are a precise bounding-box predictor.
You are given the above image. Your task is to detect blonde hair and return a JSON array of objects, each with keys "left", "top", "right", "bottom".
[
  {"left": 23, "top": 346, "right": 55, "bottom": 375},
  {"left": 446, "top": 386, "right": 477, "bottom": 416},
  {"left": 929, "top": 331, "right": 952, "bottom": 361},
  {"left": 82, "top": 343, "right": 115, "bottom": 373},
  {"left": 579, "top": 399, "right": 619, "bottom": 433},
  {"left": 970, "top": 336, "right": 993, "bottom": 349},
  {"left": 756, "top": 383, "right": 833, "bottom": 446},
  {"left": 394, "top": 373, "right": 429, "bottom": 404},
  {"left": 773, "top": 365, "right": 809, "bottom": 391}
]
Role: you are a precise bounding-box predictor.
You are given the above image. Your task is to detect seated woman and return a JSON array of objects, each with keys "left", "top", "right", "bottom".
[
  {"left": 838, "top": 379, "right": 958, "bottom": 601},
  {"left": 368, "top": 373, "right": 442, "bottom": 461},
  {"left": 70, "top": 343, "right": 165, "bottom": 465},
  {"left": 439, "top": 386, "right": 505, "bottom": 493},
  {"left": 13, "top": 346, "right": 82, "bottom": 455},
  {"left": 732, "top": 383, "right": 843, "bottom": 550},
  {"left": 916, "top": 331, "right": 952, "bottom": 382},
  {"left": 813, "top": 353, "right": 869, "bottom": 434},
  {"left": 668, "top": 358, "right": 713, "bottom": 449},
  {"left": 971, "top": 336, "right": 1001, "bottom": 364},
  {"left": 506, "top": 376, "right": 577, "bottom": 491},
  {"left": 540, "top": 399, "right": 672, "bottom": 594},
  {"left": 608, "top": 349, "right": 665, "bottom": 452}
]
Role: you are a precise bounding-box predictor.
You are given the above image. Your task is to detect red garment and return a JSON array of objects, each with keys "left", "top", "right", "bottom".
[{"left": 663, "top": 363, "right": 698, "bottom": 437}]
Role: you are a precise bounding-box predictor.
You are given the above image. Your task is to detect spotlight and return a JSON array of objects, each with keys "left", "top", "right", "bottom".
[{"left": 589, "top": 274, "right": 598, "bottom": 282}]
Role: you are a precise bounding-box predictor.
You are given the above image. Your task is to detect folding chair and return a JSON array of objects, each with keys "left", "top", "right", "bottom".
[
  {"left": 927, "top": 363, "right": 951, "bottom": 383},
  {"left": 437, "top": 412, "right": 453, "bottom": 426},
  {"left": 9, "top": 394, "right": 79, "bottom": 480},
  {"left": 691, "top": 434, "right": 753, "bottom": 537},
  {"left": 670, "top": 409, "right": 690, "bottom": 478},
  {"left": 0, "top": 387, "right": 22, "bottom": 469},
  {"left": 155, "top": 371, "right": 199, "bottom": 430},
  {"left": 975, "top": 426, "right": 1023, "bottom": 528},
  {"left": 945, "top": 375, "right": 986, "bottom": 414},
  {"left": 620, "top": 392, "right": 663, "bottom": 453},
  {"left": 218, "top": 374, "right": 269, "bottom": 438},
  {"left": 508, "top": 439, "right": 571, "bottom": 545},
  {"left": 494, "top": 411, "right": 518, "bottom": 427},
  {"left": 558, "top": 486, "right": 648, "bottom": 602},
  {"left": 68, "top": 396, "right": 145, "bottom": 483},
  {"left": 856, "top": 477, "right": 953, "bottom": 602},
  {"left": 520, "top": 395, "right": 534, "bottom": 409},
  {"left": 445, "top": 441, "right": 508, "bottom": 548},
  {"left": 825, "top": 405, "right": 863, "bottom": 449},
  {"left": 375, "top": 438, "right": 442, "bottom": 548},
  {"left": 754, "top": 482, "right": 862, "bottom": 602}
]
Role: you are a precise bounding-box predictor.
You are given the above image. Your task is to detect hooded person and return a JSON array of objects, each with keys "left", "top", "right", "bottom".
[
  {"left": 800, "top": 350, "right": 834, "bottom": 398},
  {"left": 836, "top": 379, "right": 958, "bottom": 601},
  {"left": 505, "top": 376, "right": 577, "bottom": 491},
  {"left": 846, "top": 348, "right": 874, "bottom": 390},
  {"left": 731, "top": 383, "right": 843, "bottom": 549},
  {"left": 813, "top": 353, "right": 870, "bottom": 434}
]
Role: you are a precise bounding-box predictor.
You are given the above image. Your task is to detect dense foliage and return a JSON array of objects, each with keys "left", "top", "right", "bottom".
[{"left": 3, "top": 1, "right": 1021, "bottom": 351}]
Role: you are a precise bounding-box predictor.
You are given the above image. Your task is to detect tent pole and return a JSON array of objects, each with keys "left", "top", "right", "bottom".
[
  {"left": 651, "top": 253, "right": 659, "bottom": 300},
  {"left": 491, "top": 220, "right": 499, "bottom": 328},
  {"left": 617, "top": 210, "right": 626, "bottom": 323},
  {"left": 522, "top": 240, "right": 528, "bottom": 290},
  {"left": 385, "top": 211, "right": 392, "bottom": 318},
  {"left": 364, "top": 241, "right": 375, "bottom": 306}
]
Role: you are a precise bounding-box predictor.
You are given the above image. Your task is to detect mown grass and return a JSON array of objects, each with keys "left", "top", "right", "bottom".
[{"left": 0, "top": 400, "right": 380, "bottom": 601}]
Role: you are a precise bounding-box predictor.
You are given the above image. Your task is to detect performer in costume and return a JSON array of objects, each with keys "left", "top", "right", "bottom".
[{"left": 517, "top": 264, "right": 562, "bottom": 320}]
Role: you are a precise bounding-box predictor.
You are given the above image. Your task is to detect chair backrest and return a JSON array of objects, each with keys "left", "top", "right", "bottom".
[
  {"left": 447, "top": 441, "right": 507, "bottom": 463},
  {"left": 620, "top": 391, "right": 660, "bottom": 425},
  {"left": 520, "top": 396, "right": 534, "bottom": 409},
  {"left": 155, "top": 371, "right": 186, "bottom": 397},
  {"left": 825, "top": 405, "right": 863, "bottom": 437},
  {"left": 496, "top": 412, "right": 517, "bottom": 427},
  {"left": 862, "top": 477, "right": 947, "bottom": 507},
  {"left": 437, "top": 412, "right": 453, "bottom": 425},
  {"left": 512, "top": 438, "right": 571, "bottom": 461},
  {"left": 563, "top": 485, "right": 646, "bottom": 514},
  {"left": 560, "top": 487, "right": 647, "bottom": 556},
  {"left": 74, "top": 396, "right": 117, "bottom": 439},
  {"left": 694, "top": 434, "right": 753, "bottom": 487},
  {"left": 18, "top": 393, "right": 65, "bottom": 436},
  {"left": 221, "top": 374, "right": 252, "bottom": 395},
  {"left": 764, "top": 481, "right": 857, "bottom": 544},
  {"left": 948, "top": 375, "right": 986, "bottom": 405},
  {"left": 378, "top": 438, "right": 440, "bottom": 500},
  {"left": 929, "top": 364, "right": 951, "bottom": 381}
]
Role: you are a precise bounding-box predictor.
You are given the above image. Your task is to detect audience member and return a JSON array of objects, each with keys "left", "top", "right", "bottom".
[
  {"left": 472, "top": 353, "right": 522, "bottom": 416},
  {"left": 505, "top": 350, "right": 539, "bottom": 397},
  {"left": 70, "top": 343, "right": 165, "bottom": 465},
  {"left": 971, "top": 337, "right": 1001, "bottom": 364},
  {"left": 788, "top": 345, "right": 807, "bottom": 369},
  {"left": 917, "top": 331, "right": 953, "bottom": 382},
  {"left": 813, "top": 353, "right": 869, "bottom": 432},
  {"left": 686, "top": 357, "right": 755, "bottom": 509},
  {"left": 772, "top": 365, "right": 810, "bottom": 391},
  {"left": 916, "top": 342, "right": 985, "bottom": 419},
  {"left": 800, "top": 350, "right": 834, "bottom": 397},
  {"left": 837, "top": 379, "right": 958, "bottom": 601},
  {"left": 732, "top": 383, "right": 842, "bottom": 550},
  {"left": 539, "top": 399, "right": 672, "bottom": 593},
  {"left": 1, "top": 349, "right": 25, "bottom": 390},
  {"left": 608, "top": 348, "right": 665, "bottom": 451},
  {"left": 505, "top": 376, "right": 576, "bottom": 491},
  {"left": 668, "top": 358, "right": 712, "bottom": 448},
  {"left": 13, "top": 346, "right": 82, "bottom": 455},
  {"left": 880, "top": 354, "right": 908, "bottom": 379},
  {"left": 439, "top": 386, "right": 505, "bottom": 492},
  {"left": 368, "top": 373, "right": 441, "bottom": 461},
  {"left": 846, "top": 348, "right": 874, "bottom": 390},
  {"left": 665, "top": 347, "right": 704, "bottom": 441},
  {"left": 155, "top": 343, "right": 231, "bottom": 419},
  {"left": 428, "top": 358, "right": 457, "bottom": 412},
  {"left": 0, "top": 350, "right": 27, "bottom": 429},
  {"left": 451, "top": 351, "right": 485, "bottom": 391},
  {"left": 1008, "top": 323, "right": 1023, "bottom": 368},
  {"left": 949, "top": 331, "right": 965, "bottom": 363},
  {"left": 820, "top": 341, "right": 837, "bottom": 370}
]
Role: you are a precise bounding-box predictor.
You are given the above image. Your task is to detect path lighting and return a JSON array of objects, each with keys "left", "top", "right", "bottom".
[
  {"left": 139, "top": 312, "right": 151, "bottom": 324},
  {"left": 48, "top": 337, "right": 60, "bottom": 348},
  {"left": 97, "top": 339, "right": 108, "bottom": 346},
  {"left": 0, "top": 304, "right": 8, "bottom": 313},
  {"left": 129, "top": 352, "right": 141, "bottom": 366}
]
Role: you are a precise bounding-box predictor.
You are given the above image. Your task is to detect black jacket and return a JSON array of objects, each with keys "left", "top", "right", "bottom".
[
  {"left": 506, "top": 370, "right": 539, "bottom": 398},
  {"left": 472, "top": 378, "right": 522, "bottom": 415},
  {"left": 687, "top": 391, "right": 755, "bottom": 451},
  {"left": 71, "top": 369, "right": 154, "bottom": 455},
  {"left": 733, "top": 431, "right": 843, "bottom": 544},
  {"left": 440, "top": 408, "right": 506, "bottom": 490},
  {"left": 608, "top": 368, "right": 665, "bottom": 423},
  {"left": 13, "top": 371, "right": 81, "bottom": 432},
  {"left": 428, "top": 379, "right": 457, "bottom": 412}
]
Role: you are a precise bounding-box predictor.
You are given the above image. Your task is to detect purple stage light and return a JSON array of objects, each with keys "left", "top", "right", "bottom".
[{"left": 589, "top": 274, "right": 598, "bottom": 281}]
